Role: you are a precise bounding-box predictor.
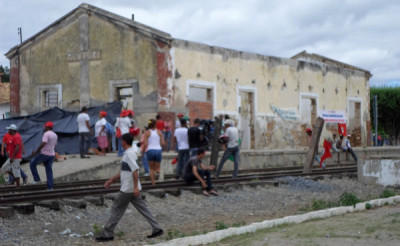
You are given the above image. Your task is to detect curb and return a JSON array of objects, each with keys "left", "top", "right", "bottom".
[{"left": 147, "top": 195, "right": 400, "bottom": 246}]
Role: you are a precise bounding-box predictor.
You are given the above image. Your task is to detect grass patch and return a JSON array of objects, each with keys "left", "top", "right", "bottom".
[
  {"left": 339, "top": 192, "right": 360, "bottom": 207},
  {"left": 365, "top": 203, "right": 372, "bottom": 209},
  {"left": 166, "top": 229, "right": 185, "bottom": 240},
  {"left": 92, "top": 224, "right": 101, "bottom": 235},
  {"left": 381, "top": 189, "right": 396, "bottom": 198},
  {"left": 215, "top": 221, "right": 228, "bottom": 230},
  {"left": 232, "top": 221, "right": 246, "bottom": 227}
]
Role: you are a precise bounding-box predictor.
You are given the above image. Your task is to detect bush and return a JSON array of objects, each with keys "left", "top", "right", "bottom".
[
  {"left": 365, "top": 203, "right": 372, "bottom": 209},
  {"left": 339, "top": 192, "right": 360, "bottom": 207},
  {"left": 381, "top": 189, "right": 396, "bottom": 198}
]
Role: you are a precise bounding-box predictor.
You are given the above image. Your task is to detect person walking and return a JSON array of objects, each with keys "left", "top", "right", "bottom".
[
  {"left": 30, "top": 121, "right": 58, "bottom": 190},
  {"left": 1, "top": 124, "right": 28, "bottom": 185},
  {"left": 183, "top": 148, "right": 218, "bottom": 196},
  {"left": 115, "top": 110, "right": 132, "bottom": 157},
  {"left": 215, "top": 119, "right": 240, "bottom": 178},
  {"left": 77, "top": 106, "right": 92, "bottom": 159},
  {"left": 173, "top": 118, "right": 190, "bottom": 179},
  {"left": 95, "top": 111, "right": 108, "bottom": 156},
  {"left": 95, "top": 133, "right": 163, "bottom": 242},
  {"left": 188, "top": 118, "right": 203, "bottom": 157},
  {"left": 143, "top": 119, "right": 165, "bottom": 186},
  {"left": 1, "top": 124, "right": 24, "bottom": 187}
]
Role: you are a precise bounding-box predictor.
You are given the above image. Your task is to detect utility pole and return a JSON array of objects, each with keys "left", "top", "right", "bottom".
[
  {"left": 18, "top": 27, "right": 22, "bottom": 44},
  {"left": 374, "top": 95, "right": 378, "bottom": 146}
]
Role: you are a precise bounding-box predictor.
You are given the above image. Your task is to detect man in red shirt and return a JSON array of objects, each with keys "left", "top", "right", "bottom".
[
  {"left": 155, "top": 114, "right": 164, "bottom": 131},
  {"left": 0, "top": 124, "right": 23, "bottom": 187},
  {"left": 1, "top": 127, "right": 28, "bottom": 185}
]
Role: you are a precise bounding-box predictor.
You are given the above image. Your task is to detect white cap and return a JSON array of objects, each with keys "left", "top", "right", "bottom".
[
  {"left": 6, "top": 124, "right": 18, "bottom": 131},
  {"left": 224, "top": 119, "right": 234, "bottom": 126}
]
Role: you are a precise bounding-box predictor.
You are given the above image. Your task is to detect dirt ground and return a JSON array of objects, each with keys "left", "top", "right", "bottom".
[{"left": 209, "top": 203, "right": 400, "bottom": 246}]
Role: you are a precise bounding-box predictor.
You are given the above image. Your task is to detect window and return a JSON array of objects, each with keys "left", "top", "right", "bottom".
[
  {"left": 37, "top": 84, "right": 62, "bottom": 109},
  {"left": 188, "top": 86, "right": 212, "bottom": 102}
]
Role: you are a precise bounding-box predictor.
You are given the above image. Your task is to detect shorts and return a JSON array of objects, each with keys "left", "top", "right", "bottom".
[
  {"left": 2, "top": 158, "right": 21, "bottom": 178},
  {"left": 146, "top": 149, "right": 162, "bottom": 162},
  {"left": 97, "top": 136, "right": 109, "bottom": 149}
]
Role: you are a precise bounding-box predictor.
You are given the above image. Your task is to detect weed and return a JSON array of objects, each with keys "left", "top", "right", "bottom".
[
  {"left": 311, "top": 199, "right": 337, "bottom": 211},
  {"left": 232, "top": 221, "right": 246, "bottom": 227},
  {"left": 115, "top": 231, "right": 125, "bottom": 238},
  {"left": 92, "top": 224, "right": 101, "bottom": 235},
  {"left": 365, "top": 203, "right": 372, "bottom": 209},
  {"left": 339, "top": 192, "right": 360, "bottom": 207},
  {"left": 202, "top": 229, "right": 208, "bottom": 234},
  {"left": 166, "top": 229, "right": 185, "bottom": 240},
  {"left": 381, "top": 189, "right": 396, "bottom": 198},
  {"left": 0, "top": 173, "right": 5, "bottom": 184},
  {"left": 365, "top": 226, "right": 377, "bottom": 234},
  {"left": 384, "top": 202, "right": 389, "bottom": 206},
  {"left": 215, "top": 221, "right": 228, "bottom": 230}
]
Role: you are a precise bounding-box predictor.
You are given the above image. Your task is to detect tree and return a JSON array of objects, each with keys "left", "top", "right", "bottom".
[
  {"left": 370, "top": 87, "right": 400, "bottom": 145},
  {"left": 0, "top": 65, "right": 10, "bottom": 82}
]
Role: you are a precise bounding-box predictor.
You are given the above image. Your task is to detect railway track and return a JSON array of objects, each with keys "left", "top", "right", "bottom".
[{"left": 0, "top": 164, "right": 357, "bottom": 205}]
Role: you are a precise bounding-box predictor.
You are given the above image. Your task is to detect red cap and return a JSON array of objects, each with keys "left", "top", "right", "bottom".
[
  {"left": 127, "top": 110, "right": 134, "bottom": 116},
  {"left": 100, "top": 111, "right": 107, "bottom": 117},
  {"left": 120, "top": 110, "right": 127, "bottom": 117},
  {"left": 177, "top": 113, "right": 183, "bottom": 117},
  {"left": 44, "top": 121, "right": 54, "bottom": 128},
  {"left": 306, "top": 128, "right": 312, "bottom": 132}
]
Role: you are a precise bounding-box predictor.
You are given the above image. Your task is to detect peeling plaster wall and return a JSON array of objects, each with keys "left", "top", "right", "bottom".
[
  {"left": 359, "top": 158, "right": 400, "bottom": 186},
  {"left": 171, "top": 39, "right": 370, "bottom": 149}
]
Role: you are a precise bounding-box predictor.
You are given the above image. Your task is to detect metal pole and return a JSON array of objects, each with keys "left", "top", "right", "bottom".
[
  {"left": 18, "top": 27, "right": 22, "bottom": 44},
  {"left": 374, "top": 95, "right": 377, "bottom": 145}
]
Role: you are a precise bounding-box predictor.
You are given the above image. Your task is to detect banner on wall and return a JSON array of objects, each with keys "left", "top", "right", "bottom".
[{"left": 319, "top": 110, "right": 346, "bottom": 123}]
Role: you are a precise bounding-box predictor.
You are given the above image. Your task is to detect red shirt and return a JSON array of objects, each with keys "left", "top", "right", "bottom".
[
  {"left": 156, "top": 120, "right": 165, "bottom": 131},
  {"left": 9, "top": 133, "right": 22, "bottom": 159},
  {"left": 2, "top": 133, "right": 12, "bottom": 154}
]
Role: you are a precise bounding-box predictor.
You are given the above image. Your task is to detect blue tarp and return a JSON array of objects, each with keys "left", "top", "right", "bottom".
[{"left": 0, "top": 102, "right": 122, "bottom": 159}]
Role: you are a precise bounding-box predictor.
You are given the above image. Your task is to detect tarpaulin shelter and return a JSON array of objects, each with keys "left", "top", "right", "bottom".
[{"left": 0, "top": 102, "right": 122, "bottom": 160}]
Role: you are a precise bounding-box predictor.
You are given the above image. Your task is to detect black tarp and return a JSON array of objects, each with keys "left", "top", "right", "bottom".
[{"left": 0, "top": 102, "right": 122, "bottom": 160}]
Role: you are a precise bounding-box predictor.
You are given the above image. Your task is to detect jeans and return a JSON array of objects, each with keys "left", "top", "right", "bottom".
[
  {"left": 141, "top": 152, "right": 149, "bottom": 174},
  {"left": 79, "top": 132, "right": 91, "bottom": 158},
  {"left": 184, "top": 169, "right": 213, "bottom": 191},
  {"left": 216, "top": 146, "right": 240, "bottom": 178},
  {"left": 30, "top": 154, "right": 55, "bottom": 189},
  {"left": 176, "top": 149, "right": 190, "bottom": 178},
  {"left": 190, "top": 148, "right": 199, "bottom": 157},
  {"left": 117, "top": 138, "right": 124, "bottom": 157},
  {"left": 163, "top": 131, "right": 172, "bottom": 151},
  {"left": 9, "top": 169, "right": 27, "bottom": 183}
]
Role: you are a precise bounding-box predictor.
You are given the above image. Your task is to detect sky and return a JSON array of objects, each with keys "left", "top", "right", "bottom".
[{"left": 0, "top": 0, "right": 399, "bottom": 87}]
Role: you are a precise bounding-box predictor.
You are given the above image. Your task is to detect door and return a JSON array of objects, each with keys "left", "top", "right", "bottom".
[{"left": 239, "top": 91, "right": 255, "bottom": 149}]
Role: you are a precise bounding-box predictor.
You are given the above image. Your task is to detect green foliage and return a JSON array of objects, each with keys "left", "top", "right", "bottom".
[
  {"left": 92, "top": 224, "right": 101, "bottom": 235},
  {"left": 381, "top": 189, "right": 396, "bottom": 198},
  {"left": 232, "top": 221, "right": 246, "bottom": 227},
  {"left": 215, "top": 221, "right": 228, "bottom": 230},
  {"left": 166, "top": 229, "right": 185, "bottom": 240},
  {"left": 0, "top": 173, "right": 5, "bottom": 184},
  {"left": 0, "top": 65, "right": 10, "bottom": 82},
  {"left": 365, "top": 203, "right": 372, "bottom": 209},
  {"left": 339, "top": 192, "right": 360, "bottom": 207},
  {"left": 311, "top": 199, "right": 337, "bottom": 210},
  {"left": 370, "top": 87, "right": 400, "bottom": 144}
]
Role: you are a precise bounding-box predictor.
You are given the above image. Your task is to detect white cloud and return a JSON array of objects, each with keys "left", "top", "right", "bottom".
[{"left": 0, "top": 0, "right": 399, "bottom": 86}]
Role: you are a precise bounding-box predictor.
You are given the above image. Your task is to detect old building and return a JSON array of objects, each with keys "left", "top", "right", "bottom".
[
  {"left": 0, "top": 82, "right": 10, "bottom": 119},
  {"left": 5, "top": 3, "right": 372, "bottom": 150}
]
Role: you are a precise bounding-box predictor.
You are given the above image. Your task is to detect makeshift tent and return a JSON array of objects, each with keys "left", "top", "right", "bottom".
[{"left": 0, "top": 102, "right": 122, "bottom": 160}]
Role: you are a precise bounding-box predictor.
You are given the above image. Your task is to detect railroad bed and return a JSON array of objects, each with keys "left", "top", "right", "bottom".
[{"left": 0, "top": 163, "right": 357, "bottom": 208}]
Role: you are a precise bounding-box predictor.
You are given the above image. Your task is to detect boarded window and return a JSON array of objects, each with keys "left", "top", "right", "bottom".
[
  {"left": 42, "top": 89, "right": 58, "bottom": 108},
  {"left": 188, "top": 87, "right": 212, "bottom": 102}
]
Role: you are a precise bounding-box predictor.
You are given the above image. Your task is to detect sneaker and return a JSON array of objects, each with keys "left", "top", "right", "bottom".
[
  {"left": 95, "top": 236, "right": 114, "bottom": 242},
  {"left": 32, "top": 181, "right": 41, "bottom": 185},
  {"left": 144, "top": 173, "right": 150, "bottom": 177},
  {"left": 147, "top": 229, "right": 163, "bottom": 238}
]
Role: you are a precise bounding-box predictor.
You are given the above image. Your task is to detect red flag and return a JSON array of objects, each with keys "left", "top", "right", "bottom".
[
  {"left": 338, "top": 123, "right": 347, "bottom": 136},
  {"left": 320, "top": 139, "right": 332, "bottom": 167}
]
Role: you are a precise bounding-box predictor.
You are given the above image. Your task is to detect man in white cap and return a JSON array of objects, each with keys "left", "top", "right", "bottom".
[
  {"left": 1, "top": 124, "right": 24, "bottom": 187},
  {"left": 215, "top": 119, "right": 240, "bottom": 178}
]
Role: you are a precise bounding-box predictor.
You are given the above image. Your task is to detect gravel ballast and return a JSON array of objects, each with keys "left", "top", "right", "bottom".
[{"left": 0, "top": 176, "right": 392, "bottom": 245}]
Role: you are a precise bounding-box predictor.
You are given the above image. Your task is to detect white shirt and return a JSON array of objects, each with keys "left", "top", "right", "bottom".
[
  {"left": 147, "top": 129, "right": 162, "bottom": 150},
  {"left": 225, "top": 126, "right": 239, "bottom": 148},
  {"left": 175, "top": 119, "right": 181, "bottom": 128},
  {"left": 77, "top": 112, "right": 90, "bottom": 133},
  {"left": 95, "top": 118, "right": 107, "bottom": 137},
  {"left": 120, "top": 146, "right": 141, "bottom": 193},
  {"left": 174, "top": 127, "right": 189, "bottom": 150},
  {"left": 116, "top": 117, "right": 132, "bottom": 134}
]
